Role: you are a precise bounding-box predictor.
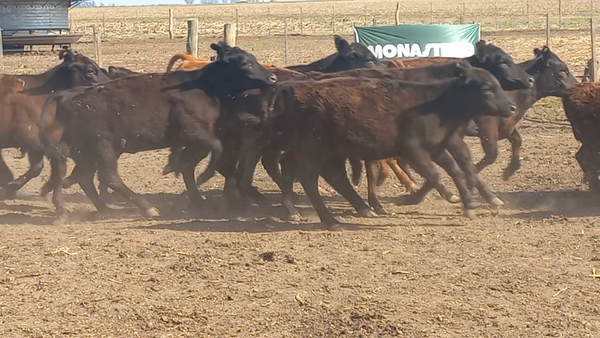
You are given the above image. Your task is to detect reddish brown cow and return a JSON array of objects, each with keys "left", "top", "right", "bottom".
[
  {"left": 0, "top": 47, "right": 109, "bottom": 199},
  {"left": 562, "top": 82, "right": 600, "bottom": 191},
  {"left": 264, "top": 65, "right": 516, "bottom": 225}
]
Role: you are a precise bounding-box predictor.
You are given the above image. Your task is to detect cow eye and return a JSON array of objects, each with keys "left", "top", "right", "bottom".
[
  {"left": 559, "top": 69, "right": 569, "bottom": 76},
  {"left": 87, "top": 69, "right": 95, "bottom": 74}
]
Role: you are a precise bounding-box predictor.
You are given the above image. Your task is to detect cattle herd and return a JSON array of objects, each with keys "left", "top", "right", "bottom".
[{"left": 0, "top": 36, "right": 597, "bottom": 227}]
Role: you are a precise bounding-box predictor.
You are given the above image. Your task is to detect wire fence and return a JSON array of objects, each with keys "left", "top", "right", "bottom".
[{"left": 70, "top": 0, "right": 600, "bottom": 41}]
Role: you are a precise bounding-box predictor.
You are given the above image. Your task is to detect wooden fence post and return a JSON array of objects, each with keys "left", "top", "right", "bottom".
[
  {"left": 372, "top": 17, "right": 377, "bottom": 26},
  {"left": 284, "top": 17, "right": 289, "bottom": 66},
  {"left": 300, "top": 7, "right": 304, "bottom": 36},
  {"left": 224, "top": 23, "right": 237, "bottom": 46},
  {"left": 526, "top": 0, "right": 530, "bottom": 29},
  {"left": 430, "top": 3, "right": 433, "bottom": 24},
  {"left": 0, "top": 27, "right": 4, "bottom": 73},
  {"left": 395, "top": 2, "right": 400, "bottom": 25},
  {"left": 102, "top": 12, "right": 106, "bottom": 31},
  {"left": 559, "top": 0, "right": 562, "bottom": 29},
  {"left": 235, "top": 8, "right": 239, "bottom": 30},
  {"left": 546, "top": 13, "right": 551, "bottom": 47},
  {"left": 591, "top": 18, "right": 598, "bottom": 81},
  {"left": 92, "top": 25, "right": 102, "bottom": 67},
  {"left": 332, "top": 5, "right": 336, "bottom": 34},
  {"left": 168, "top": 9, "right": 174, "bottom": 39},
  {"left": 267, "top": 8, "right": 271, "bottom": 36},
  {"left": 186, "top": 19, "right": 198, "bottom": 57}
]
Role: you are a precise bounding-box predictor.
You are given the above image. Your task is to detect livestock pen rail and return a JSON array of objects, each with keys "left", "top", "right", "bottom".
[{"left": 69, "top": 0, "right": 600, "bottom": 40}]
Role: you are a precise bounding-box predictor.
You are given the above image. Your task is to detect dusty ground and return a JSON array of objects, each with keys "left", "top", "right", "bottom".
[{"left": 0, "top": 30, "right": 599, "bottom": 337}]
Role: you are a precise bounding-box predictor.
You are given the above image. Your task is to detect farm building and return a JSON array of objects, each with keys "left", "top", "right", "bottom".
[{"left": 0, "top": 0, "right": 83, "bottom": 52}]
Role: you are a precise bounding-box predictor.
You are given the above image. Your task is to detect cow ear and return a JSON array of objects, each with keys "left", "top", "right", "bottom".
[
  {"left": 59, "top": 47, "right": 75, "bottom": 62},
  {"left": 454, "top": 63, "right": 470, "bottom": 82},
  {"left": 541, "top": 46, "right": 552, "bottom": 66},
  {"left": 334, "top": 35, "right": 352, "bottom": 55},
  {"left": 211, "top": 43, "right": 225, "bottom": 61},
  {"left": 533, "top": 47, "right": 542, "bottom": 56},
  {"left": 474, "top": 40, "right": 487, "bottom": 62}
]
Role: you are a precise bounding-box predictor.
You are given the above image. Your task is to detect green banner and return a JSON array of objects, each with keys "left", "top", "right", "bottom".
[{"left": 353, "top": 23, "right": 481, "bottom": 60}]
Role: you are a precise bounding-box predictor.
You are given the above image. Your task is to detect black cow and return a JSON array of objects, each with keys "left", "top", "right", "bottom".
[
  {"left": 0, "top": 47, "right": 109, "bottom": 199},
  {"left": 286, "top": 35, "right": 378, "bottom": 73},
  {"left": 39, "top": 42, "right": 276, "bottom": 222},
  {"left": 468, "top": 46, "right": 578, "bottom": 179}
]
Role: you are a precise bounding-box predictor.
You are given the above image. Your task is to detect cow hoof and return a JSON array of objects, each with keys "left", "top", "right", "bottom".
[
  {"left": 374, "top": 207, "right": 388, "bottom": 216},
  {"left": 357, "top": 209, "right": 377, "bottom": 218},
  {"left": 288, "top": 213, "right": 304, "bottom": 222},
  {"left": 490, "top": 197, "right": 505, "bottom": 207},
  {"left": 143, "top": 207, "right": 161, "bottom": 218},
  {"left": 409, "top": 183, "right": 420, "bottom": 192},
  {"left": 463, "top": 209, "right": 476, "bottom": 219},
  {"left": 447, "top": 194, "right": 461, "bottom": 204}
]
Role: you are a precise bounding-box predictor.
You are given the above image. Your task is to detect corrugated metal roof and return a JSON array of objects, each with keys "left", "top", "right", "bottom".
[{"left": 0, "top": 0, "right": 81, "bottom": 33}]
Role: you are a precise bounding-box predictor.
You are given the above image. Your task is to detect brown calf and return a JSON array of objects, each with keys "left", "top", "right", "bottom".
[
  {"left": 0, "top": 47, "right": 109, "bottom": 199},
  {"left": 264, "top": 65, "right": 516, "bottom": 226},
  {"left": 562, "top": 82, "right": 600, "bottom": 191}
]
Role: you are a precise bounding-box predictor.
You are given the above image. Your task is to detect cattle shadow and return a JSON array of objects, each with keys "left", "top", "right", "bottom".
[{"left": 495, "top": 189, "right": 600, "bottom": 219}]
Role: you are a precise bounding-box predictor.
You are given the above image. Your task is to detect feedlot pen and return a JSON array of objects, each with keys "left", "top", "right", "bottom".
[{"left": 0, "top": 17, "right": 598, "bottom": 338}]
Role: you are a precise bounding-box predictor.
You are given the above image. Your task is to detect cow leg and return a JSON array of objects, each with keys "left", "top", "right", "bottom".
[
  {"left": 261, "top": 144, "right": 283, "bottom": 189},
  {"left": 396, "top": 152, "right": 439, "bottom": 206},
  {"left": 237, "top": 142, "right": 266, "bottom": 202},
  {"left": 446, "top": 135, "right": 503, "bottom": 207},
  {"left": 388, "top": 158, "right": 419, "bottom": 192},
  {"left": 364, "top": 160, "right": 386, "bottom": 215},
  {"left": 503, "top": 128, "right": 523, "bottom": 181},
  {"left": 376, "top": 160, "right": 391, "bottom": 187},
  {"left": 320, "top": 157, "right": 373, "bottom": 216},
  {"left": 297, "top": 159, "right": 339, "bottom": 227},
  {"left": 474, "top": 130, "right": 499, "bottom": 173},
  {"left": 49, "top": 157, "right": 69, "bottom": 223},
  {"left": 280, "top": 151, "right": 302, "bottom": 221},
  {"left": 98, "top": 146, "right": 159, "bottom": 218},
  {"left": 4, "top": 150, "right": 44, "bottom": 197},
  {"left": 349, "top": 158, "right": 363, "bottom": 187},
  {"left": 390, "top": 157, "right": 458, "bottom": 203},
  {"left": 432, "top": 151, "right": 476, "bottom": 217},
  {"left": 76, "top": 162, "right": 112, "bottom": 215},
  {"left": 0, "top": 154, "right": 14, "bottom": 187}
]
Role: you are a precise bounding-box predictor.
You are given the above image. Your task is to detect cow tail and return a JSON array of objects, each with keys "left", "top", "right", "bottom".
[
  {"left": 39, "top": 93, "right": 67, "bottom": 161},
  {"left": 166, "top": 52, "right": 187, "bottom": 72}
]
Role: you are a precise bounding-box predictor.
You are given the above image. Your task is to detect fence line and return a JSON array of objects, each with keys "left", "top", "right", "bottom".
[{"left": 70, "top": 0, "right": 600, "bottom": 41}]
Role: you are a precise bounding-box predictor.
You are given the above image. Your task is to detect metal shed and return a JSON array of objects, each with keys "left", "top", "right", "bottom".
[{"left": 0, "top": 0, "right": 83, "bottom": 52}]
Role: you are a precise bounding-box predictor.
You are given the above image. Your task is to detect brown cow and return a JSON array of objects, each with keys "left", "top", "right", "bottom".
[
  {"left": 39, "top": 42, "right": 276, "bottom": 222},
  {"left": 374, "top": 40, "right": 536, "bottom": 197},
  {"left": 0, "top": 47, "right": 109, "bottom": 199},
  {"left": 263, "top": 65, "right": 516, "bottom": 226},
  {"left": 562, "top": 82, "right": 600, "bottom": 191}
]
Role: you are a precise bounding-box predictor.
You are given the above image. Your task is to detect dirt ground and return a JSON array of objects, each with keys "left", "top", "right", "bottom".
[{"left": 0, "top": 30, "right": 599, "bottom": 337}]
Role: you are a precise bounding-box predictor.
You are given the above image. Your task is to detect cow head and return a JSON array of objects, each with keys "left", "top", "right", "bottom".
[
  {"left": 208, "top": 42, "right": 277, "bottom": 95},
  {"left": 321, "top": 35, "right": 379, "bottom": 73},
  {"left": 526, "top": 46, "right": 578, "bottom": 97},
  {"left": 469, "top": 40, "right": 534, "bottom": 91},
  {"left": 57, "top": 46, "right": 111, "bottom": 87},
  {"left": 450, "top": 64, "right": 516, "bottom": 118}
]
